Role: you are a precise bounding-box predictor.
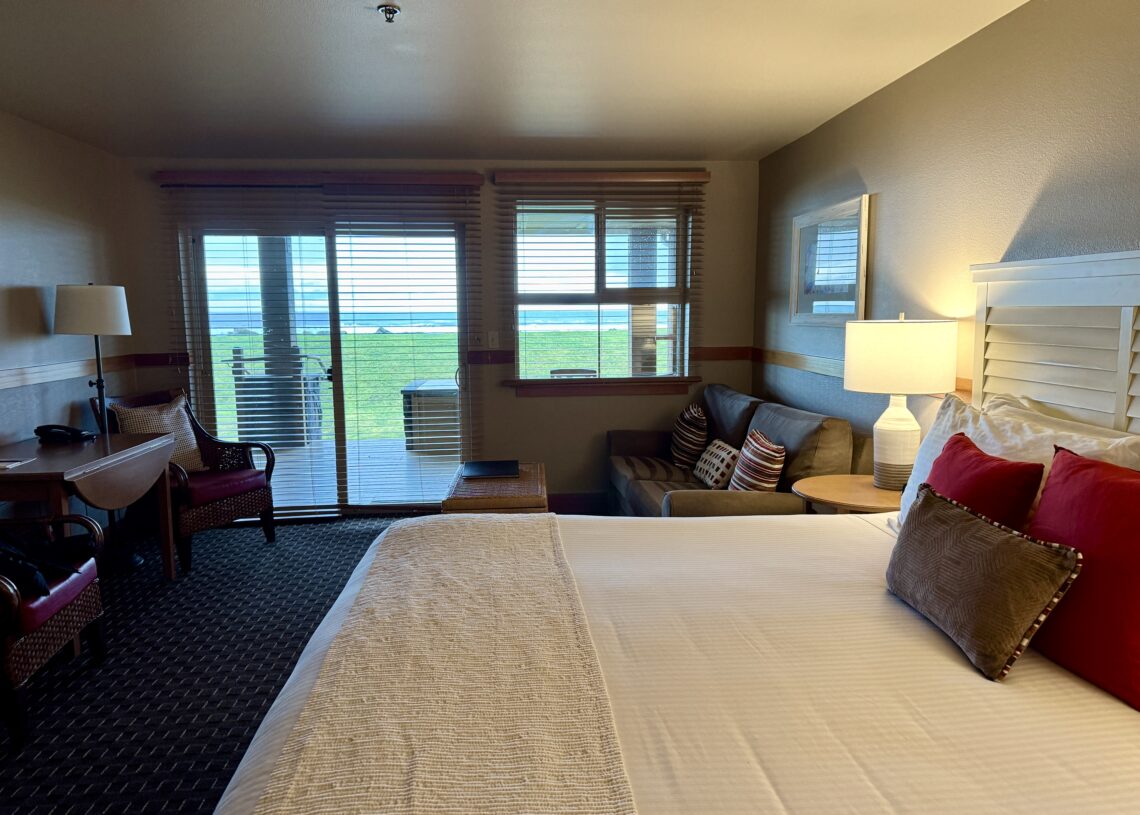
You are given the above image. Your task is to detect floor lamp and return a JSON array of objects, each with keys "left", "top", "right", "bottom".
[
  {"left": 54, "top": 284, "right": 133, "bottom": 435},
  {"left": 844, "top": 316, "right": 957, "bottom": 490}
]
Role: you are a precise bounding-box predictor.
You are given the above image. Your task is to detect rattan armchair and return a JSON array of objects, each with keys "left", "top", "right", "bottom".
[
  {"left": 0, "top": 515, "right": 106, "bottom": 748},
  {"left": 94, "top": 389, "right": 276, "bottom": 572}
]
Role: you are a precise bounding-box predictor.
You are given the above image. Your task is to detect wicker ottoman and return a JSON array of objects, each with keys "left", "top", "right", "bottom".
[{"left": 441, "top": 462, "right": 548, "bottom": 513}]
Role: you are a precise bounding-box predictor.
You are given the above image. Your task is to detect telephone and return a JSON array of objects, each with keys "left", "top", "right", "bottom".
[{"left": 34, "top": 424, "right": 96, "bottom": 445}]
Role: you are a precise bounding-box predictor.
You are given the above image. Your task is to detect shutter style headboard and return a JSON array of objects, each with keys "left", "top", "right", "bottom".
[{"left": 972, "top": 250, "right": 1140, "bottom": 433}]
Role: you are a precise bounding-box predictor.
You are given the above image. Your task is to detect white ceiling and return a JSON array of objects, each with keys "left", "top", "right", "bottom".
[{"left": 0, "top": 0, "right": 1027, "bottom": 160}]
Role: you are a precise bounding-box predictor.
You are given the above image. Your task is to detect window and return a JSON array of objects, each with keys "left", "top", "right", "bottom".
[{"left": 496, "top": 172, "right": 707, "bottom": 385}]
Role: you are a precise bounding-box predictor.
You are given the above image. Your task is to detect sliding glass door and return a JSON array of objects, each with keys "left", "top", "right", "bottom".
[
  {"left": 193, "top": 224, "right": 464, "bottom": 511},
  {"left": 333, "top": 225, "right": 463, "bottom": 505}
]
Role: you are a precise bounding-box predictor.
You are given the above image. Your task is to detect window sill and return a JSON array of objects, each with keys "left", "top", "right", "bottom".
[{"left": 503, "top": 376, "right": 701, "bottom": 397}]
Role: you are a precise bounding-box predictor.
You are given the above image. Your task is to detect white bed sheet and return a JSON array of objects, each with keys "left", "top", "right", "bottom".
[{"left": 218, "top": 513, "right": 1140, "bottom": 814}]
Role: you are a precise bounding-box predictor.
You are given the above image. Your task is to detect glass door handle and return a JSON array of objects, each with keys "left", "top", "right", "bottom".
[{"left": 326, "top": 367, "right": 335, "bottom": 382}]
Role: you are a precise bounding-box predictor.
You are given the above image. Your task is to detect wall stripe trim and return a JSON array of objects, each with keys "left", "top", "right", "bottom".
[
  {"left": 755, "top": 348, "right": 845, "bottom": 378},
  {"left": 753, "top": 346, "right": 973, "bottom": 399},
  {"left": 0, "top": 353, "right": 188, "bottom": 391}
]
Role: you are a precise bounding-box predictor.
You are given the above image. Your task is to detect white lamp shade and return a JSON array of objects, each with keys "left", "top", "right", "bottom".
[
  {"left": 54, "top": 285, "right": 132, "bottom": 336},
  {"left": 844, "top": 319, "right": 957, "bottom": 395}
]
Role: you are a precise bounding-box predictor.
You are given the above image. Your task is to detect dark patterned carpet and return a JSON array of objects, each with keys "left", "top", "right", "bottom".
[{"left": 0, "top": 517, "right": 399, "bottom": 814}]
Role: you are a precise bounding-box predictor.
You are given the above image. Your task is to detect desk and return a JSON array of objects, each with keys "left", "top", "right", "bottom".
[{"left": 0, "top": 434, "right": 178, "bottom": 579}]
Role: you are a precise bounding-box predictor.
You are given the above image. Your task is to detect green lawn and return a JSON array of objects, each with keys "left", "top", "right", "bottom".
[{"left": 208, "top": 330, "right": 649, "bottom": 441}]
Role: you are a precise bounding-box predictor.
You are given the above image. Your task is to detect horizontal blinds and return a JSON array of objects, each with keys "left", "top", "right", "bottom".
[
  {"left": 811, "top": 221, "right": 860, "bottom": 289},
  {"left": 494, "top": 172, "right": 706, "bottom": 380},
  {"left": 159, "top": 177, "right": 482, "bottom": 511}
]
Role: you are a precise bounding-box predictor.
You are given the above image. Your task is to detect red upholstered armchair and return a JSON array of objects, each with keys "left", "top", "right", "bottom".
[
  {"left": 0, "top": 515, "right": 106, "bottom": 748},
  {"left": 94, "top": 390, "right": 275, "bottom": 572}
]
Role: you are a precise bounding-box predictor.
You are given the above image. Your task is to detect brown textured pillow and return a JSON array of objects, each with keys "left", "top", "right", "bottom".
[
  {"left": 110, "top": 394, "right": 206, "bottom": 472},
  {"left": 886, "top": 485, "right": 1081, "bottom": 680}
]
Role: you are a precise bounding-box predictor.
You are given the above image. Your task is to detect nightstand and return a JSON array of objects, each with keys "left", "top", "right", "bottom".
[{"left": 792, "top": 474, "right": 902, "bottom": 514}]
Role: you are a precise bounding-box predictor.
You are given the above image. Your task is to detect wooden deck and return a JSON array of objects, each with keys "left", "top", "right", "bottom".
[{"left": 271, "top": 438, "right": 460, "bottom": 507}]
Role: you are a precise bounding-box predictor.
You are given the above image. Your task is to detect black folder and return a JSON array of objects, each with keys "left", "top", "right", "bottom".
[{"left": 461, "top": 460, "right": 520, "bottom": 479}]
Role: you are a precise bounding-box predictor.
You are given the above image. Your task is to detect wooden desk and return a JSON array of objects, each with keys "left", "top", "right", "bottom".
[
  {"left": 442, "top": 462, "right": 549, "bottom": 513},
  {"left": 0, "top": 434, "right": 178, "bottom": 579}
]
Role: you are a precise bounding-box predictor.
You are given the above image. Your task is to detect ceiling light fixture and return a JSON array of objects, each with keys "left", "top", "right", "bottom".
[{"left": 377, "top": 3, "right": 400, "bottom": 22}]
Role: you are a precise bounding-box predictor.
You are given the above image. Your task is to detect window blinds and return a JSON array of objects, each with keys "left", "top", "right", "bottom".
[
  {"left": 493, "top": 171, "right": 707, "bottom": 381},
  {"left": 158, "top": 173, "right": 482, "bottom": 514}
]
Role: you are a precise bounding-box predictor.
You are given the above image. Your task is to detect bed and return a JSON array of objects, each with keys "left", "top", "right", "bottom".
[{"left": 217, "top": 252, "right": 1140, "bottom": 814}]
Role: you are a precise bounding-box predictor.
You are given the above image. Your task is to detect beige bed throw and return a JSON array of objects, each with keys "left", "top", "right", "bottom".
[{"left": 251, "top": 513, "right": 637, "bottom": 815}]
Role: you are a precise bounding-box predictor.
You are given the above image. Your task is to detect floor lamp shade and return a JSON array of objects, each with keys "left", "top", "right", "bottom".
[
  {"left": 844, "top": 319, "right": 957, "bottom": 490},
  {"left": 53, "top": 285, "right": 132, "bottom": 337},
  {"left": 54, "top": 284, "right": 132, "bottom": 438}
]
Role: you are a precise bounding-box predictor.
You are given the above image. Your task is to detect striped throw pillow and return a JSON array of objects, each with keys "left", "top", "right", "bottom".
[
  {"left": 671, "top": 403, "right": 708, "bottom": 468},
  {"left": 693, "top": 439, "right": 740, "bottom": 490},
  {"left": 729, "top": 430, "right": 785, "bottom": 492}
]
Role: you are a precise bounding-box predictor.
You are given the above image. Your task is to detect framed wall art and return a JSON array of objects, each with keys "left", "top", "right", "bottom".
[{"left": 789, "top": 194, "right": 869, "bottom": 325}]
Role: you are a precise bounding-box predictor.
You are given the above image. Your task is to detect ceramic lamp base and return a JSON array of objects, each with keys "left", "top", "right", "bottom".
[{"left": 872, "top": 394, "right": 921, "bottom": 491}]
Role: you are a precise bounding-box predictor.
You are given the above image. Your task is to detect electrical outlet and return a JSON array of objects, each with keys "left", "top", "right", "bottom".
[
  {"left": 470, "top": 332, "right": 484, "bottom": 347},
  {"left": 488, "top": 331, "right": 500, "bottom": 349}
]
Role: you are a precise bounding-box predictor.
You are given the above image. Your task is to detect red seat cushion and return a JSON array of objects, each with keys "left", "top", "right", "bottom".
[
  {"left": 18, "top": 557, "right": 98, "bottom": 634},
  {"left": 1027, "top": 448, "right": 1140, "bottom": 709},
  {"left": 186, "top": 469, "right": 267, "bottom": 508},
  {"left": 925, "top": 432, "right": 1044, "bottom": 529}
]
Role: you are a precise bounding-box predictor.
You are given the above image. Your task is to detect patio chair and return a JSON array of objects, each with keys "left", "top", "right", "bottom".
[{"left": 92, "top": 390, "right": 276, "bottom": 572}]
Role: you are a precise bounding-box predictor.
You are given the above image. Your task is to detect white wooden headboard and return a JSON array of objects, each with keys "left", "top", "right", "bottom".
[{"left": 972, "top": 250, "right": 1140, "bottom": 432}]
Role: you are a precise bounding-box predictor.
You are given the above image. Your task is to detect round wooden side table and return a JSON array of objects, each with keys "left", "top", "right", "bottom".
[{"left": 792, "top": 474, "right": 902, "bottom": 514}]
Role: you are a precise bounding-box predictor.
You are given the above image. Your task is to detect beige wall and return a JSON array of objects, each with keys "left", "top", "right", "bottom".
[
  {"left": 0, "top": 111, "right": 157, "bottom": 440},
  {"left": 127, "top": 157, "right": 760, "bottom": 495},
  {"left": 0, "top": 119, "right": 757, "bottom": 496},
  {"left": 753, "top": 0, "right": 1140, "bottom": 433}
]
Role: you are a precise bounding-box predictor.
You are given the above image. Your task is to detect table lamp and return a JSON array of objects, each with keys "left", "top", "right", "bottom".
[
  {"left": 844, "top": 315, "right": 957, "bottom": 490},
  {"left": 54, "top": 284, "right": 132, "bottom": 435}
]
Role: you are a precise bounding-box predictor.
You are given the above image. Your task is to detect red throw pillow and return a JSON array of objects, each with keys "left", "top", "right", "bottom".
[
  {"left": 1027, "top": 448, "right": 1140, "bottom": 709},
  {"left": 925, "top": 432, "right": 1044, "bottom": 529}
]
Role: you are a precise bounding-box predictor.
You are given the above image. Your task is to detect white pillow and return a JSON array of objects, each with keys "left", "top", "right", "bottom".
[
  {"left": 984, "top": 393, "right": 1133, "bottom": 441},
  {"left": 693, "top": 439, "right": 740, "bottom": 490},
  {"left": 899, "top": 395, "right": 1140, "bottom": 523}
]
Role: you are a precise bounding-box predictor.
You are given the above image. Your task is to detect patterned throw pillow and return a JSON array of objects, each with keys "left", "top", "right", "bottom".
[
  {"left": 671, "top": 403, "right": 708, "bottom": 469},
  {"left": 887, "top": 485, "right": 1081, "bottom": 681},
  {"left": 110, "top": 394, "right": 206, "bottom": 472},
  {"left": 729, "top": 430, "right": 785, "bottom": 492},
  {"left": 693, "top": 440, "right": 740, "bottom": 490}
]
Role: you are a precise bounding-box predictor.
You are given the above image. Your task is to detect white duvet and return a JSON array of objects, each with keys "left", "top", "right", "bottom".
[{"left": 218, "top": 513, "right": 1140, "bottom": 814}]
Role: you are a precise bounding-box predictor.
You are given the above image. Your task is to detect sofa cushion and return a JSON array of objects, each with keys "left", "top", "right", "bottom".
[
  {"left": 627, "top": 480, "right": 707, "bottom": 517},
  {"left": 693, "top": 440, "right": 740, "bottom": 490},
  {"left": 18, "top": 557, "right": 98, "bottom": 635},
  {"left": 186, "top": 469, "right": 268, "bottom": 508},
  {"left": 670, "top": 403, "right": 708, "bottom": 468},
  {"left": 729, "top": 430, "right": 785, "bottom": 492},
  {"left": 702, "top": 384, "right": 763, "bottom": 449},
  {"left": 609, "top": 455, "right": 700, "bottom": 496},
  {"left": 748, "top": 402, "right": 853, "bottom": 491}
]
